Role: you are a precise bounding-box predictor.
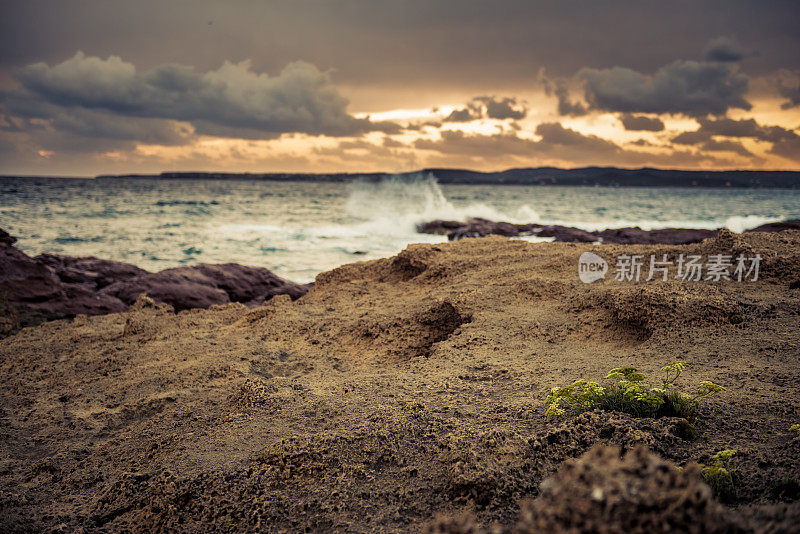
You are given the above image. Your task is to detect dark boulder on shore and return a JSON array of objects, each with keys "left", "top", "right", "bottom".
[
  {"left": 101, "top": 263, "right": 308, "bottom": 312},
  {"left": 36, "top": 252, "right": 148, "bottom": 289},
  {"left": 593, "top": 226, "right": 717, "bottom": 245},
  {"left": 416, "top": 217, "right": 797, "bottom": 244},
  {"left": 0, "top": 228, "right": 17, "bottom": 246},
  {"left": 418, "top": 218, "right": 600, "bottom": 242},
  {"left": 745, "top": 220, "right": 800, "bottom": 233},
  {"left": 0, "top": 229, "right": 309, "bottom": 333}
]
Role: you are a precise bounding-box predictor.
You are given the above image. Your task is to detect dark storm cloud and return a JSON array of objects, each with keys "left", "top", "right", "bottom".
[
  {"left": 672, "top": 117, "right": 800, "bottom": 163},
  {"left": 672, "top": 117, "right": 796, "bottom": 144},
  {"left": 444, "top": 107, "right": 481, "bottom": 122},
  {"left": 4, "top": 52, "right": 396, "bottom": 139},
  {"left": 1, "top": 1, "right": 798, "bottom": 90},
  {"left": 0, "top": 1, "right": 798, "bottom": 172},
  {"left": 444, "top": 96, "right": 527, "bottom": 122},
  {"left": 534, "top": 122, "right": 619, "bottom": 153},
  {"left": 0, "top": 113, "right": 24, "bottom": 133},
  {"left": 779, "top": 81, "right": 800, "bottom": 109},
  {"left": 698, "top": 139, "right": 755, "bottom": 157},
  {"left": 479, "top": 97, "right": 527, "bottom": 120},
  {"left": 703, "top": 37, "right": 746, "bottom": 63},
  {"left": 619, "top": 114, "right": 665, "bottom": 132},
  {"left": 414, "top": 123, "right": 722, "bottom": 167},
  {"left": 542, "top": 78, "right": 588, "bottom": 117},
  {"left": 580, "top": 59, "right": 751, "bottom": 117}
]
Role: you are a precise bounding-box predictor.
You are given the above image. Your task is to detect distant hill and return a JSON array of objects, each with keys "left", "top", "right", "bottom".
[{"left": 93, "top": 167, "right": 800, "bottom": 188}]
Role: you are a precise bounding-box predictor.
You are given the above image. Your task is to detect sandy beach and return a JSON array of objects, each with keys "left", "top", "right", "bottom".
[{"left": 2, "top": 230, "right": 799, "bottom": 531}]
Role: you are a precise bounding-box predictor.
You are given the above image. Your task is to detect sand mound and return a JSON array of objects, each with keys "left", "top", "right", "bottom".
[
  {"left": 581, "top": 283, "right": 738, "bottom": 340},
  {"left": 530, "top": 411, "right": 694, "bottom": 470},
  {"left": 427, "top": 445, "right": 800, "bottom": 534},
  {"left": 516, "top": 445, "right": 741, "bottom": 534}
]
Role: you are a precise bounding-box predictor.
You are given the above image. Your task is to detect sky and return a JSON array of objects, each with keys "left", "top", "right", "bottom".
[{"left": 1, "top": 0, "right": 799, "bottom": 176}]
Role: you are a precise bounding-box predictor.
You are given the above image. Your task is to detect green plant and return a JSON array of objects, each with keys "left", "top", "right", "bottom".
[
  {"left": 544, "top": 361, "right": 725, "bottom": 421},
  {"left": 701, "top": 449, "right": 737, "bottom": 502},
  {"left": 790, "top": 424, "right": 800, "bottom": 436}
]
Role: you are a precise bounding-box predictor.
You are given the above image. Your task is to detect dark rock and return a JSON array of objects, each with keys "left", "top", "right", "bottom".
[
  {"left": 0, "top": 227, "right": 309, "bottom": 330},
  {"left": 594, "top": 226, "right": 717, "bottom": 245},
  {"left": 190, "top": 263, "right": 308, "bottom": 303},
  {"left": 101, "top": 264, "right": 308, "bottom": 312},
  {"left": 417, "top": 218, "right": 527, "bottom": 240},
  {"left": 746, "top": 220, "right": 800, "bottom": 233},
  {"left": 449, "top": 220, "right": 523, "bottom": 241},
  {"left": 101, "top": 270, "right": 233, "bottom": 311},
  {"left": 1, "top": 238, "right": 130, "bottom": 330},
  {"left": 1, "top": 240, "right": 64, "bottom": 303},
  {"left": 0, "top": 228, "right": 17, "bottom": 246},
  {"left": 533, "top": 225, "right": 599, "bottom": 243},
  {"left": 415, "top": 220, "right": 470, "bottom": 235},
  {"left": 417, "top": 219, "right": 716, "bottom": 244},
  {"left": 35, "top": 253, "right": 148, "bottom": 289},
  {"left": 417, "top": 218, "right": 799, "bottom": 245}
]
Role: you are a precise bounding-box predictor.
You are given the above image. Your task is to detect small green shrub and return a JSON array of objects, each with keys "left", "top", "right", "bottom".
[
  {"left": 790, "top": 424, "right": 800, "bottom": 436},
  {"left": 544, "top": 361, "right": 725, "bottom": 421},
  {"left": 701, "top": 449, "right": 737, "bottom": 502}
]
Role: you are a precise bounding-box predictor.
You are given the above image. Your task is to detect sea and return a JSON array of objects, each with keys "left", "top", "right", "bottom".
[{"left": 2, "top": 174, "right": 799, "bottom": 283}]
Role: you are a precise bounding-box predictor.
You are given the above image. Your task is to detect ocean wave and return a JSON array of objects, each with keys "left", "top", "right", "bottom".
[{"left": 343, "top": 174, "right": 786, "bottom": 233}]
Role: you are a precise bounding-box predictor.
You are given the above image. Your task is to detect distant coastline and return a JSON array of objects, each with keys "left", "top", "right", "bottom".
[
  {"left": 3, "top": 167, "right": 800, "bottom": 188},
  {"left": 91, "top": 167, "right": 800, "bottom": 188}
]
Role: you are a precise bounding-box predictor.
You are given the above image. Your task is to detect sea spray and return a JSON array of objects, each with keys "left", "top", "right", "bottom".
[{"left": 344, "top": 173, "right": 543, "bottom": 230}]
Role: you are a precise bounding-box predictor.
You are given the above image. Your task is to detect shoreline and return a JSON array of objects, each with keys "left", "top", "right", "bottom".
[{"left": 3, "top": 220, "right": 799, "bottom": 333}]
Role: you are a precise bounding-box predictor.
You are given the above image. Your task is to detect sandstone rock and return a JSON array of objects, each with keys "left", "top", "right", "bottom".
[{"left": 516, "top": 445, "right": 744, "bottom": 534}]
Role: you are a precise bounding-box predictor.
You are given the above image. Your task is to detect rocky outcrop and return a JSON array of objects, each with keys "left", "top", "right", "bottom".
[
  {"left": 0, "top": 228, "right": 17, "bottom": 246},
  {"left": 417, "top": 217, "right": 798, "bottom": 244},
  {"left": 593, "top": 227, "right": 717, "bottom": 245},
  {"left": 101, "top": 263, "right": 308, "bottom": 312},
  {"left": 419, "top": 219, "right": 599, "bottom": 243},
  {"left": 36, "top": 252, "right": 148, "bottom": 289},
  {"left": 0, "top": 229, "right": 309, "bottom": 332},
  {"left": 745, "top": 220, "right": 800, "bottom": 233}
]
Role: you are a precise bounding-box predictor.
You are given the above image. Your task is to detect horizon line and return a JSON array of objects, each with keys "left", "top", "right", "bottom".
[{"left": 2, "top": 165, "right": 800, "bottom": 180}]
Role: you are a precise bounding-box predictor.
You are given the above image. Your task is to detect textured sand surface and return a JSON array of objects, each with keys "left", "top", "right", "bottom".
[{"left": 1, "top": 231, "right": 799, "bottom": 532}]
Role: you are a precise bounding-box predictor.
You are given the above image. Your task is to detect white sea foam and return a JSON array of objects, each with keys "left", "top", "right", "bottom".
[
  {"left": 344, "top": 173, "right": 542, "bottom": 228},
  {"left": 341, "top": 174, "right": 786, "bottom": 233}
]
